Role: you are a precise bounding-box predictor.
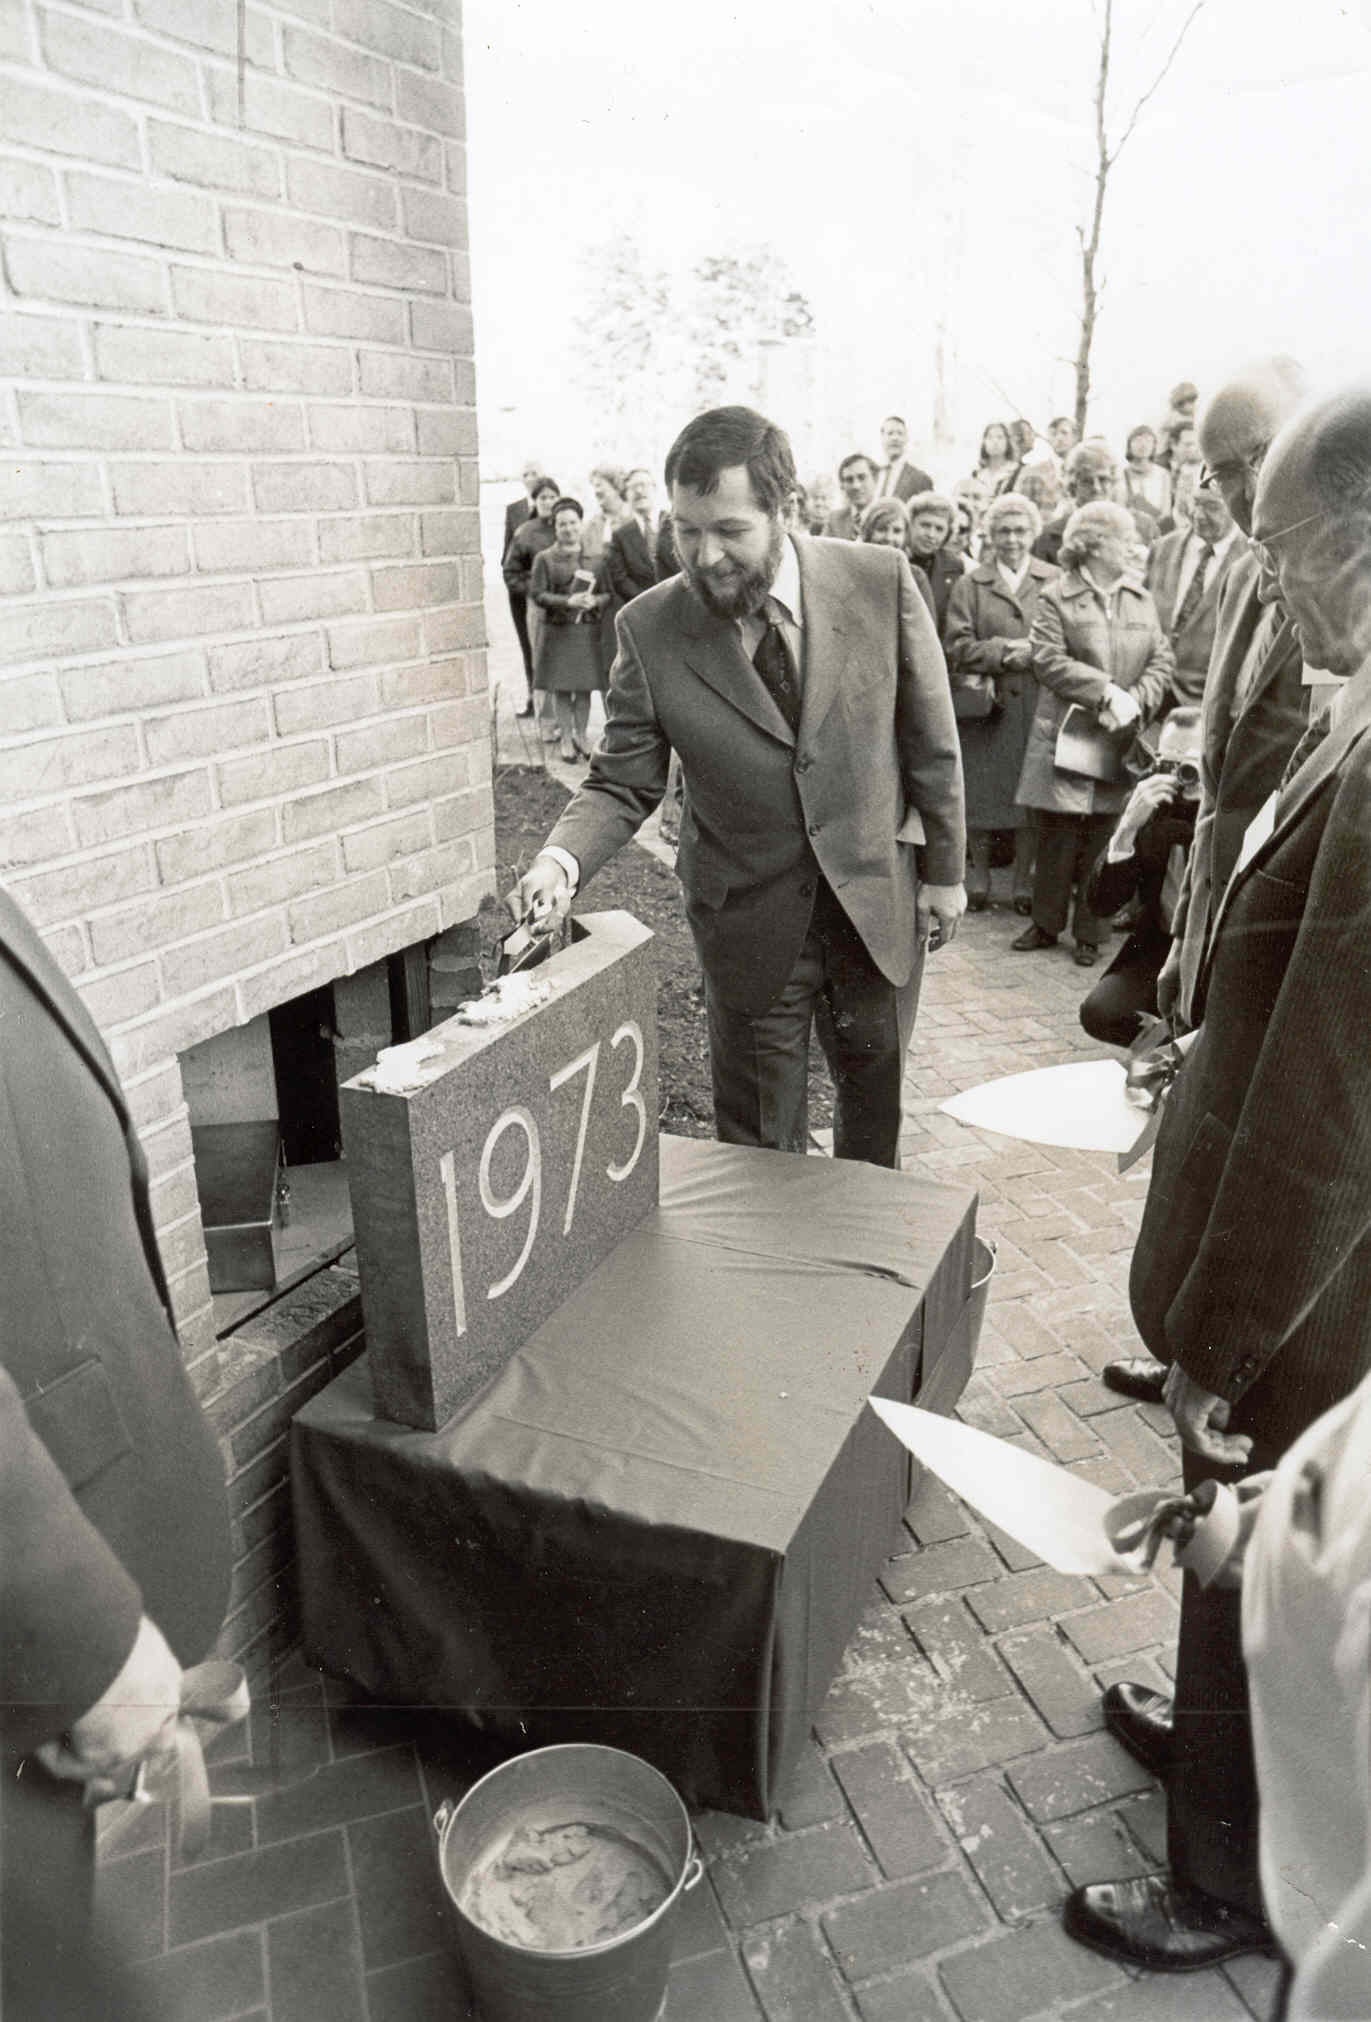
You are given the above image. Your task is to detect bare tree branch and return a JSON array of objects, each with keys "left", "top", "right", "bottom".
[{"left": 1108, "top": 0, "right": 1209, "bottom": 166}]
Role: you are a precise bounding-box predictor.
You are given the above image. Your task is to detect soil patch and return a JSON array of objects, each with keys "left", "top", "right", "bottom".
[{"left": 492, "top": 767, "right": 833, "bottom": 1139}]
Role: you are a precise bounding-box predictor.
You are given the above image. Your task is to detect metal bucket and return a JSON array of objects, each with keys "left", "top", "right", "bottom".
[
  {"left": 433, "top": 1743, "right": 702, "bottom": 2022},
  {"left": 967, "top": 1235, "right": 996, "bottom": 1347}
]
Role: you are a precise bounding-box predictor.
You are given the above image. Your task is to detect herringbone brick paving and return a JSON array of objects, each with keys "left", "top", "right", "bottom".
[{"left": 94, "top": 665, "right": 1282, "bottom": 2020}]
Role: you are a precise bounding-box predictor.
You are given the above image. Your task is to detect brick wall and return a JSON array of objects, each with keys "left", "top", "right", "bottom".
[{"left": 0, "top": 0, "right": 492, "bottom": 1411}]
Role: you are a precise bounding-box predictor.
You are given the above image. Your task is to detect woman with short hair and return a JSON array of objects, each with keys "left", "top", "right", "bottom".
[
  {"left": 944, "top": 492, "right": 1056, "bottom": 912},
  {"left": 528, "top": 497, "right": 609, "bottom": 763},
  {"left": 581, "top": 465, "right": 629, "bottom": 562},
  {"left": 1013, "top": 501, "right": 1175, "bottom": 966},
  {"left": 906, "top": 492, "right": 965, "bottom": 633},
  {"left": 859, "top": 497, "right": 936, "bottom": 621}
]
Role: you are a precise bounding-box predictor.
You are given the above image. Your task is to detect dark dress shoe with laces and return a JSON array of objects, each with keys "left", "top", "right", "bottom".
[
  {"left": 1103, "top": 1681, "right": 1173, "bottom": 1777},
  {"left": 1011, "top": 924, "right": 1058, "bottom": 951},
  {"left": 1102, "top": 1355, "right": 1169, "bottom": 1404},
  {"left": 1063, "top": 1874, "right": 1272, "bottom": 1972}
]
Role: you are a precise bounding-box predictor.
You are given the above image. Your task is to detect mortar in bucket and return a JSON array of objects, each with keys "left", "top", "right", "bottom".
[{"left": 433, "top": 1743, "right": 702, "bottom": 2022}]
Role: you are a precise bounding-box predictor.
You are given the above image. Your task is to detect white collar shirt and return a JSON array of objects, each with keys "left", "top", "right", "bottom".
[
  {"left": 739, "top": 535, "right": 805, "bottom": 667},
  {"left": 1174, "top": 525, "right": 1239, "bottom": 613}
]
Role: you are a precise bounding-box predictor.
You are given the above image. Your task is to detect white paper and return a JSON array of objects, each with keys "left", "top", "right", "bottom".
[
  {"left": 1234, "top": 790, "right": 1278, "bottom": 877},
  {"left": 940, "top": 1059, "right": 1143, "bottom": 1154},
  {"left": 869, "top": 1397, "right": 1134, "bottom": 1575}
]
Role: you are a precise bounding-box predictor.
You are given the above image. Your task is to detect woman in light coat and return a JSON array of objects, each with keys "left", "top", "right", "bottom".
[
  {"left": 943, "top": 492, "right": 1057, "bottom": 912},
  {"left": 1013, "top": 501, "right": 1175, "bottom": 966}
]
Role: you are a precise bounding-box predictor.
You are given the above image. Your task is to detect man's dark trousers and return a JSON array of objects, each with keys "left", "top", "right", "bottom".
[{"left": 705, "top": 878, "right": 921, "bottom": 1166}]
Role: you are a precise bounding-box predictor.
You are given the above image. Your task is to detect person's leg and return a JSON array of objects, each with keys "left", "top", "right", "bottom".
[
  {"left": 507, "top": 592, "right": 534, "bottom": 707},
  {"left": 1012, "top": 817, "right": 1036, "bottom": 907},
  {"left": 705, "top": 929, "right": 822, "bottom": 1153},
  {"left": 572, "top": 693, "right": 592, "bottom": 751},
  {"left": 1166, "top": 1441, "right": 1273, "bottom": 1920},
  {"left": 1068, "top": 814, "right": 1117, "bottom": 949},
  {"left": 813, "top": 884, "right": 920, "bottom": 1168},
  {"left": 1079, "top": 937, "right": 1163, "bottom": 1048},
  {"left": 1028, "top": 811, "right": 1077, "bottom": 938},
  {"left": 1, "top": 1765, "right": 141, "bottom": 2019},
  {"left": 553, "top": 692, "right": 576, "bottom": 759},
  {"left": 966, "top": 830, "right": 992, "bottom": 907}
]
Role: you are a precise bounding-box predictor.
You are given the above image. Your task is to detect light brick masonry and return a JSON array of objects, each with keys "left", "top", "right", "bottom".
[{"left": 0, "top": 0, "right": 491, "bottom": 1408}]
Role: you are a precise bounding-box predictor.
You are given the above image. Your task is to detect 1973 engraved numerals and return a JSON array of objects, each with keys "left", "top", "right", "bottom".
[{"left": 440, "top": 1021, "right": 646, "bottom": 1324}]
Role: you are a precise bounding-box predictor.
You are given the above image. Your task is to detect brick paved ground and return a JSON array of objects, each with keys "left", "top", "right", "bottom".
[{"left": 94, "top": 621, "right": 1283, "bottom": 2020}]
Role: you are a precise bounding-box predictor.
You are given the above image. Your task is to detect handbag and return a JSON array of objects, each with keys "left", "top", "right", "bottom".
[
  {"left": 1054, "top": 702, "right": 1139, "bottom": 783},
  {"left": 953, "top": 673, "right": 999, "bottom": 721}
]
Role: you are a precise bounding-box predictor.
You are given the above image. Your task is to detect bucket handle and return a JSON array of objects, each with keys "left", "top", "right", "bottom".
[
  {"left": 681, "top": 1852, "right": 703, "bottom": 1894},
  {"left": 434, "top": 1799, "right": 456, "bottom": 1839}
]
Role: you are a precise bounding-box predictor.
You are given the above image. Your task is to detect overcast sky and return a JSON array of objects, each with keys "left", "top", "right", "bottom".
[{"left": 463, "top": 0, "right": 1371, "bottom": 491}]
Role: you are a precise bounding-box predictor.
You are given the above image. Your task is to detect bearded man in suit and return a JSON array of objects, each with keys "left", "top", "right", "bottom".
[
  {"left": 0, "top": 885, "right": 232, "bottom": 2015},
  {"left": 1065, "top": 382, "right": 1371, "bottom": 1973},
  {"left": 516, "top": 404, "right": 966, "bottom": 1168}
]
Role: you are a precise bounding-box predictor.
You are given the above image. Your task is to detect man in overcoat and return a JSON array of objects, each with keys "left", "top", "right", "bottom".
[
  {"left": 1065, "top": 383, "right": 1371, "bottom": 1971},
  {"left": 516, "top": 405, "right": 966, "bottom": 1168},
  {"left": 1157, "top": 360, "right": 1310, "bottom": 1033},
  {"left": 0, "top": 884, "right": 232, "bottom": 2015}
]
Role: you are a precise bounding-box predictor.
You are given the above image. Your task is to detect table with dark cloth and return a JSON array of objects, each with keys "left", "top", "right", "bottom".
[{"left": 292, "top": 1135, "right": 979, "bottom": 1818}]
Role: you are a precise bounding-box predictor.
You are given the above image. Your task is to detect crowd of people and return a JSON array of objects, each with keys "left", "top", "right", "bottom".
[
  {"left": 513, "top": 375, "right": 1371, "bottom": 2017},
  {"left": 502, "top": 378, "right": 1232, "bottom": 1036}
]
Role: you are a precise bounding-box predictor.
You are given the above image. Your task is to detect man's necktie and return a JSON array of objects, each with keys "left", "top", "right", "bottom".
[
  {"left": 1171, "top": 541, "right": 1215, "bottom": 637},
  {"left": 1279, "top": 703, "right": 1332, "bottom": 792},
  {"left": 752, "top": 618, "right": 801, "bottom": 734}
]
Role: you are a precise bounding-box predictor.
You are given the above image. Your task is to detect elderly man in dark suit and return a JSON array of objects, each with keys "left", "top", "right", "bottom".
[
  {"left": 1065, "top": 382, "right": 1371, "bottom": 1973},
  {"left": 0, "top": 885, "right": 232, "bottom": 2015},
  {"left": 517, "top": 405, "right": 966, "bottom": 1168},
  {"left": 1145, "top": 485, "right": 1243, "bottom": 703}
]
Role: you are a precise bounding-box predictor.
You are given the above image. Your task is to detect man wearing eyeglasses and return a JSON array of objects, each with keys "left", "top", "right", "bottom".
[
  {"left": 1145, "top": 487, "right": 1242, "bottom": 704},
  {"left": 1066, "top": 381, "right": 1371, "bottom": 1977},
  {"left": 1156, "top": 359, "right": 1309, "bottom": 1036},
  {"left": 1076, "top": 706, "right": 1203, "bottom": 1048}
]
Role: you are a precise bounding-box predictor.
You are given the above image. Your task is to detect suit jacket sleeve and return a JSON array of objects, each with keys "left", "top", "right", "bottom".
[
  {"left": 1166, "top": 753, "right": 1371, "bottom": 1403},
  {"left": 894, "top": 552, "right": 965, "bottom": 886},
  {"left": 543, "top": 607, "right": 671, "bottom": 883},
  {"left": 503, "top": 527, "right": 533, "bottom": 595},
  {"left": 0, "top": 1368, "right": 142, "bottom": 1753}
]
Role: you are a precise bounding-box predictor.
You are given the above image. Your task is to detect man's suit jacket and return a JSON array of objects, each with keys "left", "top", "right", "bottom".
[
  {"left": 1130, "top": 659, "right": 1371, "bottom": 1455},
  {"left": 546, "top": 534, "right": 965, "bottom": 1015},
  {"left": 823, "top": 503, "right": 861, "bottom": 541},
  {"left": 1145, "top": 528, "right": 1243, "bottom": 702},
  {"left": 0, "top": 888, "right": 230, "bottom": 1757},
  {"left": 502, "top": 494, "right": 532, "bottom": 568},
  {"left": 606, "top": 515, "right": 669, "bottom": 604},
  {"left": 1171, "top": 550, "right": 1306, "bottom": 1027},
  {"left": 879, "top": 460, "right": 933, "bottom": 503}
]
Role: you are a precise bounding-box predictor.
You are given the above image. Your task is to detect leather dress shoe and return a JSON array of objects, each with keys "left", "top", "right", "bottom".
[
  {"left": 1102, "top": 1355, "right": 1169, "bottom": 1404},
  {"left": 1011, "top": 924, "right": 1057, "bottom": 951},
  {"left": 1074, "top": 941, "right": 1100, "bottom": 968},
  {"left": 1103, "top": 1681, "right": 1173, "bottom": 1778},
  {"left": 1063, "top": 1874, "right": 1272, "bottom": 1972}
]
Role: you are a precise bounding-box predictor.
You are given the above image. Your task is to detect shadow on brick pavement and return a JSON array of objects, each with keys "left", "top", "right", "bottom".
[{"left": 93, "top": 621, "right": 1281, "bottom": 2021}]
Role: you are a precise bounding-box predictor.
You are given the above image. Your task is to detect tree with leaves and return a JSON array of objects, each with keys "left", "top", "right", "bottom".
[
  {"left": 687, "top": 251, "right": 815, "bottom": 412},
  {"left": 1073, "top": 0, "right": 1208, "bottom": 432}
]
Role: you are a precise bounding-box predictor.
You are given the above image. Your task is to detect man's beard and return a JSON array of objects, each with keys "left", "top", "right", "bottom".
[{"left": 683, "top": 519, "right": 786, "bottom": 620}]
